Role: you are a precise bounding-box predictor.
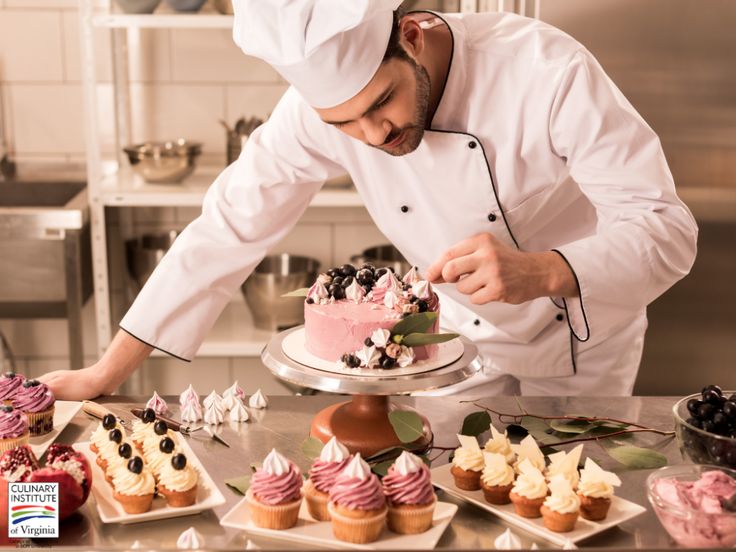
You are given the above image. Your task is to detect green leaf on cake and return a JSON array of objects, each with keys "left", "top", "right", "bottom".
[
  {"left": 391, "top": 312, "right": 438, "bottom": 337},
  {"left": 388, "top": 411, "right": 425, "bottom": 443},
  {"left": 371, "top": 459, "right": 394, "bottom": 477},
  {"left": 460, "top": 411, "right": 491, "bottom": 437},
  {"left": 301, "top": 437, "right": 325, "bottom": 460},
  {"left": 281, "top": 287, "right": 309, "bottom": 297},
  {"left": 401, "top": 332, "right": 459, "bottom": 347},
  {"left": 604, "top": 444, "right": 668, "bottom": 469}
]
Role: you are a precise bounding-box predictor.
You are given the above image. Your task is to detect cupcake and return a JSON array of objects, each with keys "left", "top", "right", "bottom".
[
  {"left": 105, "top": 441, "right": 135, "bottom": 485},
  {"left": 144, "top": 436, "right": 178, "bottom": 478},
  {"left": 0, "top": 406, "right": 29, "bottom": 453},
  {"left": 480, "top": 451, "right": 515, "bottom": 505},
  {"left": 304, "top": 436, "right": 352, "bottom": 521},
  {"left": 541, "top": 474, "right": 580, "bottom": 532},
  {"left": 382, "top": 451, "right": 436, "bottom": 534},
  {"left": 97, "top": 428, "right": 125, "bottom": 472},
  {"left": 577, "top": 458, "right": 621, "bottom": 521},
  {"left": 0, "top": 372, "right": 25, "bottom": 404},
  {"left": 130, "top": 408, "right": 157, "bottom": 450},
  {"left": 545, "top": 444, "right": 583, "bottom": 489},
  {"left": 484, "top": 424, "right": 516, "bottom": 465},
  {"left": 158, "top": 453, "right": 199, "bottom": 507},
  {"left": 142, "top": 420, "right": 176, "bottom": 457},
  {"left": 246, "top": 449, "right": 303, "bottom": 530},
  {"left": 90, "top": 413, "right": 125, "bottom": 454},
  {"left": 11, "top": 379, "right": 54, "bottom": 436},
  {"left": 451, "top": 434, "right": 484, "bottom": 491},
  {"left": 511, "top": 435, "right": 545, "bottom": 474},
  {"left": 328, "top": 453, "right": 387, "bottom": 544},
  {"left": 111, "top": 456, "right": 155, "bottom": 514},
  {"left": 509, "top": 459, "right": 548, "bottom": 518}
]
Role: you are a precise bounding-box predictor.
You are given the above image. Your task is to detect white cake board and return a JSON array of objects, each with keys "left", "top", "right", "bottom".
[{"left": 281, "top": 327, "right": 464, "bottom": 377}]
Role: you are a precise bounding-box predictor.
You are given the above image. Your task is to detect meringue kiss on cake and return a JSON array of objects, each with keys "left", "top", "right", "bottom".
[{"left": 298, "top": 264, "right": 458, "bottom": 370}]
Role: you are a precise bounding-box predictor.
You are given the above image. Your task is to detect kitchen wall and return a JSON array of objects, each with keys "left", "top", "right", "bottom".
[{"left": 1, "top": 0, "right": 733, "bottom": 395}]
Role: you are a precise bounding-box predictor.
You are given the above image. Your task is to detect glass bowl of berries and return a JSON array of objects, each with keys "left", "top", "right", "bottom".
[{"left": 674, "top": 385, "right": 736, "bottom": 468}]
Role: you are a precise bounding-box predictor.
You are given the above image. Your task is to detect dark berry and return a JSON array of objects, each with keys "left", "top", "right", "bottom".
[
  {"left": 346, "top": 354, "right": 361, "bottom": 368},
  {"left": 127, "top": 456, "right": 143, "bottom": 474},
  {"left": 159, "top": 437, "right": 175, "bottom": 454},
  {"left": 723, "top": 401, "right": 736, "bottom": 420},
  {"left": 326, "top": 268, "right": 339, "bottom": 278},
  {"left": 375, "top": 268, "right": 388, "bottom": 279},
  {"left": 417, "top": 299, "right": 428, "bottom": 313},
  {"left": 118, "top": 443, "right": 132, "bottom": 458},
  {"left": 341, "top": 276, "right": 354, "bottom": 288},
  {"left": 340, "top": 264, "right": 356, "bottom": 277},
  {"left": 331, "top": 276, "right": 344, "bottom": 287},
  {"left": 360, "top": 263, "right": 376, "bottom": 273},
  {"left": 305, "top": 297, "right": 314, "bottom": 305},
  {"left": 102, "top": 413, "right": 117, "bottom": 430},
  {"left": 142, "top": 408, "right": 156, "bottom": 423},
  {"left": 4, "top": 372, "right": 16, "bottom": 378},
  {"left": 725, "top": 448, "right": 736, "bottom": 468},
  {"left": 340, "top": 353, "right": 349, "bottom": 364},
  {"left": 381, "top": 357, "right": 396, "bottom": 369},
  {"left": 330, "top": 285, "right": 345, "bottom": 300},
  {"left": 154, "top": 420, "right": 168, "bottom": 435},
  {"left": 687, "top": 399, "right": 703, "bottom": 415},
  {"left": 698, "top": 403, "right": 716, "bottom": 421},
  {"left": 686, "top": 417, "right": 702, "bottom": 429},
  {"left": 22, "top": 379, "right": 40, "bottom": 388},
  {"left": 703, "top": 420, "right": 716, "bottom": 433},
  {"left": 171, "top": 453, "right": 187, "bottom": 470},
  {"left": 108, "top": 428, "right": 123, "bottom": 443},
  {"left": 702, "top": 385, "right": 723, "bottom": 397},
  {"left": 713, "top": 412, "right": 729, "bottom": 430},
  {"left": 364, "top": 338, "right": 373, "bottom": 347},
  {"left": 0, "top": 405, "right": 13, "bottom": 413},
  {"left": 361, "top": 284, "right": 372, "bottom": 295},
  {"left": 709, "top": 440, "right": 726, "bottom": 458},
  {"left": 356, "top": 269, "right": 374, "bottom": 285},
  {"left": 729, "top": 394, "right": 736, "bottom": 403},
  {"left": 703, "top": 389, "right": 724, "bottom": 406}
]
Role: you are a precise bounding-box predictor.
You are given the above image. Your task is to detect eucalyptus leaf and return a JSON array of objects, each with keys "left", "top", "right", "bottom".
[
  {"left": 388, "top": 411, "right": 425, "bottom": 443},
  {"left": 505, "top": 424, "right": 528, "bottom": 439},
  {"left": 605, "top": 445, "right": 668, "bottom": 469},
  {"left": 402, "top": 332, "right": 459, "bottom": 347},
  {"left": 301, "top": 437, "right": 325, "bottom": 460},
  {"left": 224, "top": 474, "right": 251, "bottom": 495},
  {"left": 549, "top": 419, "right": 602, "bottom": 435},
  {"left": 371, "top": 459, "right": 394, "bottom": 477},
  {"left": 520, "top": 416, "right": 558, "bottom": 445},
  {"left": 461, "top": 411, "right": 491, "bottom": 437},
  {"left": 391, "top": 312, "right": 438, "bottom": 337},
  {"left": 281, "top": 287, "right": 309, "bottom": 298}
]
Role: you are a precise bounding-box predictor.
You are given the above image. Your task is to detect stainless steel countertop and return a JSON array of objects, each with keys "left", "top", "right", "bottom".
[{"left": 47, "top": 395, "right": 682, "bottom": 550}]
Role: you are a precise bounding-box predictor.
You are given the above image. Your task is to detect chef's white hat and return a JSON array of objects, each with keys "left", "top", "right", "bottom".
[{"left": 232, "top": 0, "right": 403, "bottom": 109}]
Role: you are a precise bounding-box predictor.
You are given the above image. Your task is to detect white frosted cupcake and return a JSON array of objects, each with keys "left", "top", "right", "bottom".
[
  {"left": 545, "top": 444, "right": 583, "bottom": 489},
  {"left": 158, "top": 453, "right": 199, "bottom": 507},
  {"left": 511, "top": 435, "right": 546, "bottom": 474},
  {"left": 577, "top": 458, "right": 621, "bottom": 521},
  {"left": 480, "top": 451, "right": 515, "bottom": 505},
  {"left": 541, "top": 474, "right": 580, "bottom": 532},
  {"left": 451, "top": 434, "right": 484, "bottom": 491},
  {"left": 483, "top": 424, "right": 516, "bottom": 465},
  {"left": 111, "top": 455, "right": 155, "bottom": 514},
  {"left": 509, "top": 459, "right": 548, "bottom": 518}
]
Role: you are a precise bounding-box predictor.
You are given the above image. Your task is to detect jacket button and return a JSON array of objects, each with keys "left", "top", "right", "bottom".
[
  {"left": 487, "top": 213, "right": 497, "bottom": 222},
  {"left": 556, "top": 313, "right": 564, "bottom": 321},
  {"left": 468, "top": 140, "right": 477, "bottom": 149},
  {"left": 400, "top": 205, "right": 409, "bottom": 213},
  {"left": 473, "top": 319, "right": 480, "bottom": 326}
]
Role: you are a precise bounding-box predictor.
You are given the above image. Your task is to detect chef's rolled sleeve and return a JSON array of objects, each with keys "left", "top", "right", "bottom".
[
  {"left": 548, "top": 49, "right": 698, "bottom": 342},
  {"left": 120, "top": 88, "right": 345, "bottom": 360}
]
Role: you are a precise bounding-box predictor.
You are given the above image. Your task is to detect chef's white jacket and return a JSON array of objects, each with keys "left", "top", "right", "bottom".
[{"left": 120, "top": 12, "right": 697, "bottom": 388}]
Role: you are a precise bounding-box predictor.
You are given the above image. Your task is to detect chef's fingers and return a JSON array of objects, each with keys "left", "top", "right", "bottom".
[
  {"left": 441, "top": 254, "right": 479, "bottom": 283},
  {"left": 426, "top": 234, "right": 485, "bottom": 282},
  {"left": 454, "top": 271, "right": 487, "bottom": 295}
]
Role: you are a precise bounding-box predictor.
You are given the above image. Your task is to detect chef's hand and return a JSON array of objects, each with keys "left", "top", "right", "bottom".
[
  {"left": 425, "top": 232, "right": 577, "bottom": 305},
  {"left": 38, "top": 365, "right": 108, "bottom": 400}
]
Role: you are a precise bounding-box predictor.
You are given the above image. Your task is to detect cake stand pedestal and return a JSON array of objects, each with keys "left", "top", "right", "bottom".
[{"left": 261, "top": 326, "right": 481, "bottom": 457}]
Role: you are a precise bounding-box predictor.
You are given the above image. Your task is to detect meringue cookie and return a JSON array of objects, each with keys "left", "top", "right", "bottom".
[
  {"left": 223, "top": 380, "right": 246, "bottom": 400},
  {"left": 176, "top": 527, "right": 204, "bottom": 550},
  {"left": 229, "top": 398, "right": 250, "bottom": 422},
  {"left": 178, "top": 384, "right": 199, "bottom": 406},
  {"left": 203, "top": 390, "right": 223, "bottom": 410},
  {"left": 145, "top": 391, "right": 168, "bottom": 415},
  {"left": 248, "top": 389, "right": 268, "bottom": 409},
  {"left": 221, "top": 393, "right": 239, "bottom": 412},
  {"left": 204, "top": 401, "right": 224, "bottom": 425},
  {"left": 494, "top": 528, "right": 523, "bottom": 550},
  {"left": 180, "top": 401, "right": 202, "bottom": 423}
]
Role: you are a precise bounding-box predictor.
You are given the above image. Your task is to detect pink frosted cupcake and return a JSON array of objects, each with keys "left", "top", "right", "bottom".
[
  {"left": 382, "top": 451, "right": 436, "bottom": 534},
  {"left": 328, "top": 454, "right": 387, "bottom": 544},
  {"left": 0, "top": 405, "right": 29, "bottom": 453},
  {"left": 0, "top": 372, "right": 25, "bottom": 404},
  {"left": 11, "top": 380, "right": 54, "bottom": 436},
  {"left": 246, "top": 449, "right": 303, "bottom": 530},
  {"left": 304, "top": 437, "right": 352, "bottom": 521}
]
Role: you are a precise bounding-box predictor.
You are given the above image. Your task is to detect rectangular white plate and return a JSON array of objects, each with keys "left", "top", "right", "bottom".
[
  {"left": 78, "top": 437, "right": 226, "bottom": 524},
  {"left": 220, "top": 498, "right": 458, "bottom": 550},
  {"left": 431, "top": 463, "right": 646, "bottom": 546},
  {"left": 29, "top": 400, "right": 83, "bottom": 458}
]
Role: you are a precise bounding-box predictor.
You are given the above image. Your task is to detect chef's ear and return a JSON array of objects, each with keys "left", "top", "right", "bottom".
[{"left": 398, "top": 16, "right": 425, "bottom": 61}]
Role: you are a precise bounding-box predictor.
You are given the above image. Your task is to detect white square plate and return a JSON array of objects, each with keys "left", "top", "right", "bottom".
[
  {"left": 29, "top": 400, "right": 83, "bottom": 458},
  {"left": 78, "top": 437, "right": 226, "bottom": 524},
  {"left": 220, "top": 498, "right": 458, "bottom": 550},
  {"left": 431, "top": 463, "right": 646, "bottom": 546}
]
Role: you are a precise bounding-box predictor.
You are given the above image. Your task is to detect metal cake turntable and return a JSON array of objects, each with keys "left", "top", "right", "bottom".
[{"left": 262, "top": 326, "right": 481, "bottom": 456}]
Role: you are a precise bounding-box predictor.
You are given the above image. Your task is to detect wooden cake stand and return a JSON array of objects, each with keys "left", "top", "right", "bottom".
[{"left": 261, "top": 326, "right": 481, "bottom": 456}]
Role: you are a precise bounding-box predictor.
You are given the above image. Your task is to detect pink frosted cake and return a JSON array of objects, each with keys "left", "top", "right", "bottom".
[{"left": 303, "top": 264, "right": 447, "bottom": 369}]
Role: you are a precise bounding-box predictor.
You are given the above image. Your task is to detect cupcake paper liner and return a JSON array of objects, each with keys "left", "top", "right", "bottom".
[
  {"left": 387, "top": 496, "right": 436, "bottom": 535},
  {"left": 481, "top": 480, "right": 514, "bottom": 505},
  {"left": 159, "top": 483, "right": 198, "bottom": 507},
  {"left": 113, "top": 490, "right": 154, "bottom": 514},
  {"left": 328, "top": 502, "right": 387, "bottom": 544},
  {"left": 578, "top": 494, "right": 611, "bottom": 521},
  {"left": 0, "top": 433, "right": 30, "bottom": 454},
  {"left": 246, "top": 489, "right": 302, "bottom": 530},
  {"left": 541, "top": 505, "right": 579, "bottom": 532},
  {"left": 26, "top": 406, "right": 55, "bottom": 437},
  {"left": 451, "top": 465, "right": 482, "bottom": 491},
  {"left": 304, "top": 480, "right": 331, "bottom": 521},
  {"left": 510, "top": 491, "right": 545, "bottom": 518}
]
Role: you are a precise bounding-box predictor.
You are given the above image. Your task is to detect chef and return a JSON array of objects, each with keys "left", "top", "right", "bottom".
[{"left": 40, "top": 0, "right": 697, "bottom": 399}]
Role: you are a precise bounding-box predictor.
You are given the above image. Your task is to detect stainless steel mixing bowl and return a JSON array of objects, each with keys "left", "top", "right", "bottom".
[
  {"left": 123, "top": 139, "right": 202, "bottom": 183},
  {"left": 350, "top": 244, "right": 411, "bottom": 275},
  {"left": 125, "top": 231, "right": 179, "bottom": 290}
]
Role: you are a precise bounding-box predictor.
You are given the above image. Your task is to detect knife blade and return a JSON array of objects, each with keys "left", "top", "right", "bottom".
[
  {"left": 82, "top": 400, "right": 129, "bottom": 427},
  {"left": 203, "top": 425, "right": 231, "bottom": 448},
  {"left": 129, "top": 408, "right": 201, "bottom": 435}
]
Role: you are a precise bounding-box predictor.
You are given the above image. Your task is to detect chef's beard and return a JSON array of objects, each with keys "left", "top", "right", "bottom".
[{"left": 375, "top": 61, "right": 431, "bottom": 157}]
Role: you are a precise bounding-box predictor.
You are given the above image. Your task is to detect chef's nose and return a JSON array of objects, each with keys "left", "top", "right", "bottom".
[{"left": 358, "top": 116, "right": 390, "bottom": 147}]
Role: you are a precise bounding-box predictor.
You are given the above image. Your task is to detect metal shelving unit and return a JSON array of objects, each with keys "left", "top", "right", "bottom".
[{"left": 78, "top": 2, "right": 360, "bottom": 361}]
